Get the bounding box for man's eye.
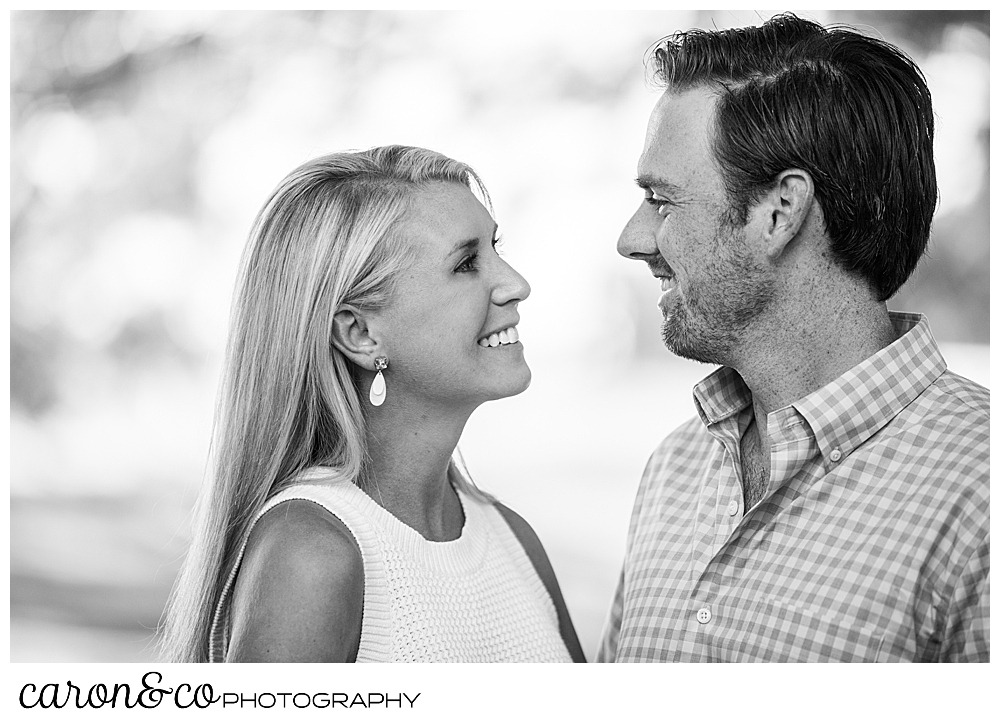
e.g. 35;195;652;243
644;192;672;216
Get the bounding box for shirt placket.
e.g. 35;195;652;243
688;408;815;659
686;413;747;657
692;415;746;573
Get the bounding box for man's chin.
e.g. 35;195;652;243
661;320;719;366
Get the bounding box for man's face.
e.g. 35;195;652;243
617;87;775;365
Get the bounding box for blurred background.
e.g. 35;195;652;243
9;10;990;662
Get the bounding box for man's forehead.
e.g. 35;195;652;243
646;87;718;143
638;87;719;183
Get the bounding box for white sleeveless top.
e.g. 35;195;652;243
210;468;571;662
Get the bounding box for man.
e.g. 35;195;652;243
599;14;989;662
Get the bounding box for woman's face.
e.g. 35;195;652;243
370;181;531;412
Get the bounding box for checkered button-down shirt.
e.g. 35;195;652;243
598;313;989;662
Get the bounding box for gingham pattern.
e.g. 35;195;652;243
598;313;990;662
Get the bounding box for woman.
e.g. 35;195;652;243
159;145;585;662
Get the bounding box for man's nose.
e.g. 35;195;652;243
617;206;660;260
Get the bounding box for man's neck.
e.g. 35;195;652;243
734;297;898;419
732;299;896;511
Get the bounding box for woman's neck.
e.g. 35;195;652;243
362;402;473;541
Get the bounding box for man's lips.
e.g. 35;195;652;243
649;263;674;281
649;261;676;304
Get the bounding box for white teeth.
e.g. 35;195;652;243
660;277;675;293
479;325;520;348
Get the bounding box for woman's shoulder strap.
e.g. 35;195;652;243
492;501;587;662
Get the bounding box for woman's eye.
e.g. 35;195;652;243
492;234;505;254
455;253;478;272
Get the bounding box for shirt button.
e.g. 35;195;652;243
830;449;842;462
696;607;712;624
727;499;739;516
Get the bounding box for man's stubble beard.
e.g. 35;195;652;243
660;220;775;365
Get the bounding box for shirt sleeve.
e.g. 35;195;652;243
940;533;990;662
595;566;625;662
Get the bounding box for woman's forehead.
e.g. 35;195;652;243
400;183;494;253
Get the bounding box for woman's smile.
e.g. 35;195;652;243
477;324;520;348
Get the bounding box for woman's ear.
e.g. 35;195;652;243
331;305;381;370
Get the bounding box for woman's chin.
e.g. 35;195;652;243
475;365;531;403
495;366;532;400
509;368;532;397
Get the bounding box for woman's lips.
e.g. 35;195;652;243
477;325;520;348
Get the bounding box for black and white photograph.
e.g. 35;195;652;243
8;6;990;715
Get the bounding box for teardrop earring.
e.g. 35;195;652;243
369;356;388;406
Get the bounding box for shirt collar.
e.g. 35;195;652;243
691;312;946;461
693;366;752;427
791;312;946;464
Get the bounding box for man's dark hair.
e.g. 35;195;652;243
650;13;937;301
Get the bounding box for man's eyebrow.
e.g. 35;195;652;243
635;175;682;195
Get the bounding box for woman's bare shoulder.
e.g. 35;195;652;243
227;497;364;662
248;497;361;566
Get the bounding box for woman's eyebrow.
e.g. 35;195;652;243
447;222;498;258
447;237;479;259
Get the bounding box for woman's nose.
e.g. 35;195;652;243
493;258;530;305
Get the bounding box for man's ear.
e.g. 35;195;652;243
331;305;381;370
759;169;815;260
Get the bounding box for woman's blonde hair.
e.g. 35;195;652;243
159;145;494;662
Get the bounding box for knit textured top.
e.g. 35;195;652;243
210;467;572;662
